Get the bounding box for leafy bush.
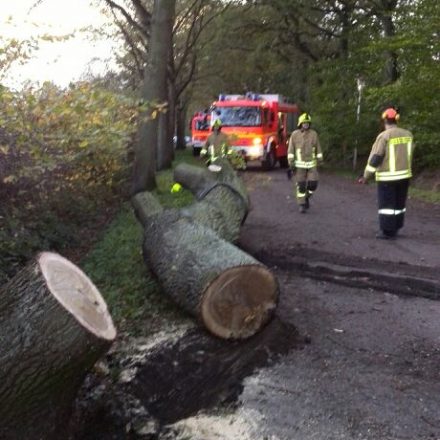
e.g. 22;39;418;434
0;81;139;281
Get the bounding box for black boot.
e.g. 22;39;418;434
375;230;396;240
305;196;310;209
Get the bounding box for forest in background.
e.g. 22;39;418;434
1;0;439;281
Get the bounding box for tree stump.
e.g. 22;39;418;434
132;159;278;339
0;252;116;440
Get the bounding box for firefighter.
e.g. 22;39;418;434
358;108;414;240
200;118;229;163
287;113;323;213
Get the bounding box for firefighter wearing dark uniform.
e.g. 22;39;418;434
287;113;323;213
360;108;414;239
201;118;229;163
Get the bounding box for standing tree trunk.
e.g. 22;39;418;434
157;111;172;171
175;100;188;150
0;252;116;440
158;28;177;169
167;80;177;162
156;0;176;172
132;0;176;193
369;0;399;83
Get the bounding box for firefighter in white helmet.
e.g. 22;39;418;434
200;118;229;163
287;113;323;213
358;107;414;239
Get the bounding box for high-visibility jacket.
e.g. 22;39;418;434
203;131;229;160
287;128;323;169
364;126;414;182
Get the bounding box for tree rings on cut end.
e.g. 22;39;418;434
200;264;278;339
39;252;116;341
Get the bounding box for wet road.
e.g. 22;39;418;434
163;169;440;440
234;169;440;440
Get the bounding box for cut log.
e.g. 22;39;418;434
172;159;249;243
132;159;279;340
0;252;116;440
142;205;278;339
173;158;249;209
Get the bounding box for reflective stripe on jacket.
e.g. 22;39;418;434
205;132;229;160
287;128;322;169
364;127;414;182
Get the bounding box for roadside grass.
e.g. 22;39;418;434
408;187;440;204
81;149;202;336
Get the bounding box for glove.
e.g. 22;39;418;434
357;176;367;185
287;168;294;180
171;182;183;193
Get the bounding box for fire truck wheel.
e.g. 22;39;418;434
262;149;276;170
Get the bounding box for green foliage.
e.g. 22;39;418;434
0;81;140;282
188;0;440;174
409;187;440;204
226;149;247;170
155;149;200;208
0;81;138;190
189;3;304;112
0;36;38;81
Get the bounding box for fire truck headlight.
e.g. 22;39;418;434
253;137;263;146
249;145;263;156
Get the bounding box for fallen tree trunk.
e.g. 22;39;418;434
173;159;250;243
0;252;116;440
173;159;249;208
132;159;278;339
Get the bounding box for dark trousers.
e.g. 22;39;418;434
377;179;410;236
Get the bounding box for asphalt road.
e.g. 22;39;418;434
240;168;440;268
232;168;440;440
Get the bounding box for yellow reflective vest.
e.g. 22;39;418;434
364;126;414;182
287;128;323;169
204;131;229;159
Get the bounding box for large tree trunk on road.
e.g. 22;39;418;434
174;159;250;242
0;252;116;440
132;159;278;339
174;158;249;206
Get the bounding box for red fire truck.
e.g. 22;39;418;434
210;93;299;169
190;111;210;156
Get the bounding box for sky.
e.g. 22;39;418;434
0;0;119;89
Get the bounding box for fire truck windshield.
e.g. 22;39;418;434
194;119;209;130
216;106;261;127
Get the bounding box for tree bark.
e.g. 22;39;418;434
132;0;176;193
173;160;250;243
175;101;188;150
132;159;278;339
155;0;175;172
0;252;116;440
368;0;399;83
